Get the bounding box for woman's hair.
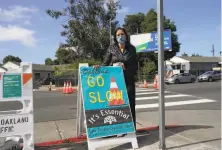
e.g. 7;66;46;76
113;27;131;45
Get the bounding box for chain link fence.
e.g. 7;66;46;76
54;69;79;87
135;73;155;83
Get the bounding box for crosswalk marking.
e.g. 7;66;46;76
136;91;170;95
135;88;217;110
136;94;190;100
136;89;156;92
136;99;216;109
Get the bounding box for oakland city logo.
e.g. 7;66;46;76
104;116;117;124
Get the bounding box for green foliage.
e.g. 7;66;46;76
53;59;60;65
123;12;145;35
191;53;201;57
45;58;54;65
53;59;101;77
46;0;120;60
55;48;76;64
3;55;22;64
182;52;188;57
141;61;156;75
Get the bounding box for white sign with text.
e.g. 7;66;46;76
0;62;34;150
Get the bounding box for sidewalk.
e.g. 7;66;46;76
34;110;221;150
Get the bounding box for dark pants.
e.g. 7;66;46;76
127;83;136;130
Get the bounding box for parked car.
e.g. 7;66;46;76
198;71;221;82
165;73;196;84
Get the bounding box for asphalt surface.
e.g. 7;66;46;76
0;81;221;123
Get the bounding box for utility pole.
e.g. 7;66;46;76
157;0;166;149
211;45;215;57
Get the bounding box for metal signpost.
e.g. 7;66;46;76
157;0;166;149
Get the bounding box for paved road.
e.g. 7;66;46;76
0;81;221;123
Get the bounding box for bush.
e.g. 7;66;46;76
53;59;102;77
141;61;157;80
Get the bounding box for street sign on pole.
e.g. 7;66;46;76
157;0;166;149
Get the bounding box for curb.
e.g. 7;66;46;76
34;125;180;147
33;88;78;93
136;84;154;88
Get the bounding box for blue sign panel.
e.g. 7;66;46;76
80;66;135;139
131;29;172;53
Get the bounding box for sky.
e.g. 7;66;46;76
0;0;221;64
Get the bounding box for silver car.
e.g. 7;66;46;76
165;73;196;84
198;71;221;82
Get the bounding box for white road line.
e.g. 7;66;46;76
135;99;216;109
136;91;170;95
136;89;157;92
136;94;190;100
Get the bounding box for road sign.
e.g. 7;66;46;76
3;74;22;98
79;66;138;150
0;62;34;150
130;29;172;53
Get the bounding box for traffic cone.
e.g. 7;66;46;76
153;75;158;89
143;79;148;88
68;81;73;93
63;81;67;93
108;77;125;106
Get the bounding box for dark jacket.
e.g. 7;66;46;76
102;43;138;85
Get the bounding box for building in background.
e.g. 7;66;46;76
166;56;221;76
1;61;54;89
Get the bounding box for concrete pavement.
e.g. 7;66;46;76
0;81;220;123
33;110;221;149
0;81;221;149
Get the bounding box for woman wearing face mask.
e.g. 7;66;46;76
94;27;138;135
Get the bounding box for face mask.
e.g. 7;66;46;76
116;35;126;44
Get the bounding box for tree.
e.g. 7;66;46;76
45;58;54;65
3;55;22;64
53;59;60;65
123;12;145;35
191;53;201;57
141;8;181;60
55;48;76;64
46;0;120;60
182;52;188;57
141;61;156;80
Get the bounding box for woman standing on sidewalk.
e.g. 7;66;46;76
94;27;138;132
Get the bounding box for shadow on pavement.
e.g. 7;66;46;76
35;125;214;150
167;138;221;150
108;125;214;150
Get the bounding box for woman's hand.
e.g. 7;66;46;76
93;65;100;69
113;62;125;70
121;64;126;70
